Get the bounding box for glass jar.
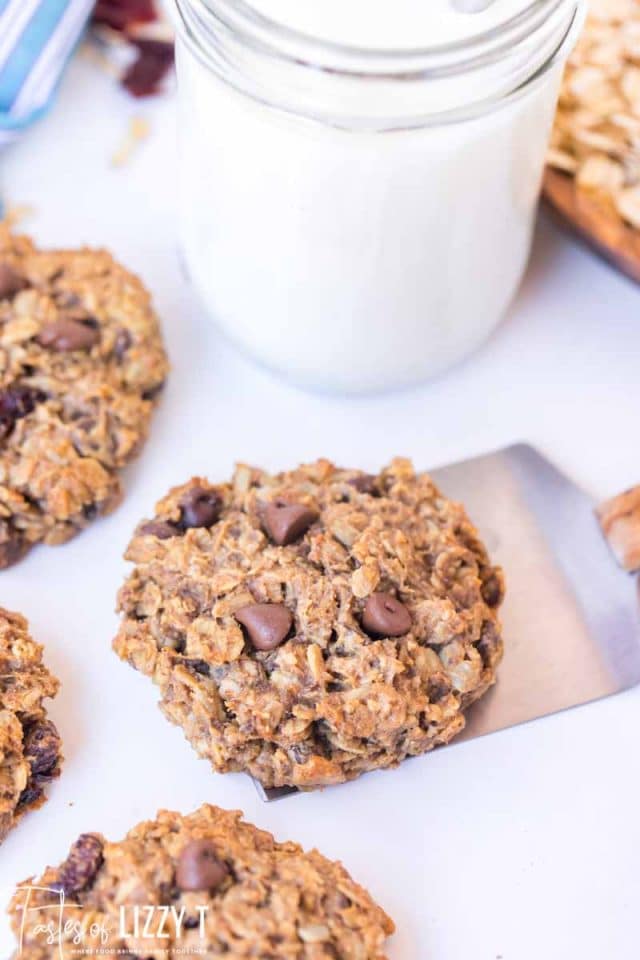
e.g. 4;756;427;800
172;0;584;393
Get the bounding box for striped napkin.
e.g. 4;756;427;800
0;0;94;147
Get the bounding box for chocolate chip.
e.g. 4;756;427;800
179;488;221;530
235;603;293;651
263;502;318;546
142;381;165;401
82;502;99;521
176;840;228;892
0;262;27;300
348;474;379;495
55;834;104;896
0;385;46;440
361;592;411;638
37;318;100;352
427;674;452;702
139;519;178;539
184;658;211;676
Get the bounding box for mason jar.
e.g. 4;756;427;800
172;0;584;393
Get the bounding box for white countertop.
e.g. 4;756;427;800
1;54;638;960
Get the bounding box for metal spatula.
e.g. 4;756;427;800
255;444;640;801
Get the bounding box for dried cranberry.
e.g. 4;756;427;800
16;785;43;810
23;719;62;778
0;385;45;440
92;0;157;31
122;38;174;98
16;720;62;810
0;521;27;569
481;572;503;608
55;834;104;896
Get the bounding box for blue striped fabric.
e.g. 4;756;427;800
0;0;94;146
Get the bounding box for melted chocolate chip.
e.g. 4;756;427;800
184;658;211;676
263;501;318;546
0;385;46;440
235;603;293;652
37;319;100;352
179;488;221;530
139;519;178;539
0;262;28;300
348;474;379;496
55;834;104;896
361;592;412;638
176;840;228;892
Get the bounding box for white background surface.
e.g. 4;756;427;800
1;53;639;959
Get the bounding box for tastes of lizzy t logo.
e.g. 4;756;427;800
15;885;209;958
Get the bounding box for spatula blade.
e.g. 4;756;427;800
256;444;640;800
436;443;640;742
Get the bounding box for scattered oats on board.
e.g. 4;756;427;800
544;0;640;280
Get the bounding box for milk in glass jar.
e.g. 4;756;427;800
172;0;584;392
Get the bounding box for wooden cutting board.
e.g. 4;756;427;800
543;167;640;285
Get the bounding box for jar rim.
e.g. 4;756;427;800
173;0;584;128
187;0;567;70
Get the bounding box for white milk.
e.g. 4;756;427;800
174;0;584;392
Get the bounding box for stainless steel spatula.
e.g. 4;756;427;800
256;444;640;801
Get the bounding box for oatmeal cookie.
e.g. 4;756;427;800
0;607;62;843
0;223;168;568
9;803;394;959
114;458;504;789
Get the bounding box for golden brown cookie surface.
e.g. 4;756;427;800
0;224;168;568
9;804;394;959
0;607;62;843
114;458;504;789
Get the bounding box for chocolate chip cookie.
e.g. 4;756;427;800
0;223;168;568
114;458;504;789
9;803;394;958
0;607;62;843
